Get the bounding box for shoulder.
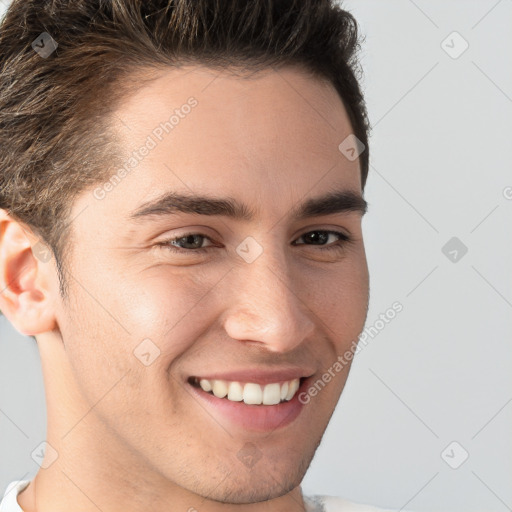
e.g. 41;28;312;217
304;494;403;512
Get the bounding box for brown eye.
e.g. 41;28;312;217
293;230;351;251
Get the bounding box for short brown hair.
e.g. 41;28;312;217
0;0;370;304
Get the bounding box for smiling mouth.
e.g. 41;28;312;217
188;376;306;406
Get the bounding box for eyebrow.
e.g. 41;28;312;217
128;189;368;223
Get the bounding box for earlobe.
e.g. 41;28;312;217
0;209;57;336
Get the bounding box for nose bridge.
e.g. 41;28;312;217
221;244;315;350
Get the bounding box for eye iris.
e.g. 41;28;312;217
178;234;203;249
305;231;329;244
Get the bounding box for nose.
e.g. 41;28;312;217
221;252;316;353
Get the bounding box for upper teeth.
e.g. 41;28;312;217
196;378;301;405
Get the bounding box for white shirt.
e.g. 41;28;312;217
1;480;397;512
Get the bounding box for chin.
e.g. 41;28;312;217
205;472;300;505
191;445;315;505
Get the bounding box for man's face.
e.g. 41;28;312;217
47;66;369;503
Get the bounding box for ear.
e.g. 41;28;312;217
0;209;58;336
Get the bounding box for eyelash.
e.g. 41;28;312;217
156;230;352;254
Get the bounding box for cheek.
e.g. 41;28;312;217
101;268;223;366
58;269;208;427
306;257;369;336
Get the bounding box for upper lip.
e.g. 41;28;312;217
188;368;315;386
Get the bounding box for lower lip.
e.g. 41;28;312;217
187;378;311;432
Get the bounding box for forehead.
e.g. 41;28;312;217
72;65;362;230
116;64;349;132
113;64;357;168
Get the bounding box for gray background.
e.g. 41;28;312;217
1;1;511;511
